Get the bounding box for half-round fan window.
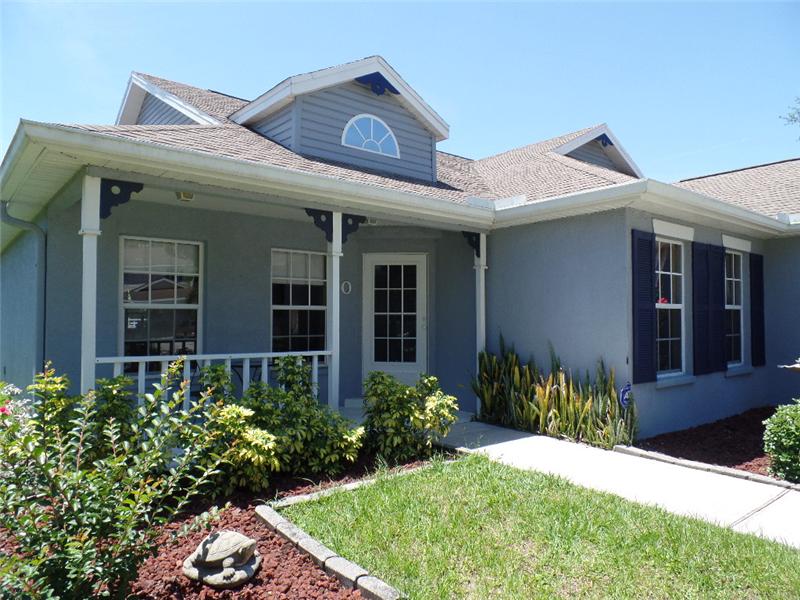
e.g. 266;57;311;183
341;114;400;158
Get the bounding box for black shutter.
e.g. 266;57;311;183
750;253;765;367
708;245;726;372
632;230;656;383
693;242;726;374
692;243;711;375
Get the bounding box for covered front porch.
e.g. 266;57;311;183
64;170;489;412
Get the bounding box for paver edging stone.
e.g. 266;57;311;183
254;504;405;599
614;444;800;491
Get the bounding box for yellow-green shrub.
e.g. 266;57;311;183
363;372;458;462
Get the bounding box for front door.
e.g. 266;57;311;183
362;253;427;385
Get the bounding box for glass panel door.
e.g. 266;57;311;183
363;254;427;385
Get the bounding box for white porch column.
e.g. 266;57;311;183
327;212;342;409
474;233;487;411
79;175;102;392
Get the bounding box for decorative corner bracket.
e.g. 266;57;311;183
597;133;614;148
462;231;481;258
305;208;333;242
306;209;366;244
342;214;367;244
100;179;143;219
354;72;400;96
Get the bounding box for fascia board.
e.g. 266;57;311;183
19;121;491;230
127;74;219;125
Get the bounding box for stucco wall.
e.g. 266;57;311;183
764;236;800;405
625;209;771;437
486;209;632;388
0;227;41;388
43;196;477;409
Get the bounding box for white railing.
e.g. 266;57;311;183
95;351;332;408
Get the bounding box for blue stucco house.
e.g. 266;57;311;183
1;56;798;437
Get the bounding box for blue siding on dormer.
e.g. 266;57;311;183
252;104;295;148
251;82;437;182
136;93;195;125
293;82;436;182
567;140;618;171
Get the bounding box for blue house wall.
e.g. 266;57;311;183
37;193;476;407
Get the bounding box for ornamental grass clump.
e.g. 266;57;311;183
471;338;637;448
0;361;226;599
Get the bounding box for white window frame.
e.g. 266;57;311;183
724;249;744;367
341;113;401;159
655;237;686;377
270;248;328;356
118;235;204;357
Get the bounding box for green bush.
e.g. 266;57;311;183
763;399;800;482
363;372;458;463
471;338;637;449
0;362;226;599
200;357;363;492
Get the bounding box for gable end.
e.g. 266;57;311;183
136;93;195;125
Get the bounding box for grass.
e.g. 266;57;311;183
283;454;800;599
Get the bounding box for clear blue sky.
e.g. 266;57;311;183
2;2;798;182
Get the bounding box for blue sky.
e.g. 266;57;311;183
2;2;798;182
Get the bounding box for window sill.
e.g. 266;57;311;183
656;374;696;389
725;365;753;378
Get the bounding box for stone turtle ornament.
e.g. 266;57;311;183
182;530;262;589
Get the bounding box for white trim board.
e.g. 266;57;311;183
116;73;219;126
722;234;752;253
653;219;694;241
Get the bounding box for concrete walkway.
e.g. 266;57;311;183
441;419;800;550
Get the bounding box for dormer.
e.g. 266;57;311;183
233;57;448;182
553;124;642;178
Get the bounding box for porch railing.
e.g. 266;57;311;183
95;351;331;408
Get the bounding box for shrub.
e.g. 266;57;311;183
471;338;637;449
363;372;458;463
763;399;800;482
200;357;363;492
0;361;226;599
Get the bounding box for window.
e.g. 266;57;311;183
725;250;743;365
655;239;684;374
271;250;326;352
121;237;201;364
341;114;400;158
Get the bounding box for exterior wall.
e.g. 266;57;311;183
625;209;771;437
764;236;800;405
253;104;295;148
42;195;476;409
0;228;41;387
566;140;618;172
486;209;631;391
136;93;195;125
294;82;437;182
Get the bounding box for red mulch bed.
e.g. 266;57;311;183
131;504;360;599
638;406;777;477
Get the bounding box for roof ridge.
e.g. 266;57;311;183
679;158;800;182
475;125;603;164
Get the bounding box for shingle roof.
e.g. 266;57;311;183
59;73;640;205
134;73;249;121
675;159;800;218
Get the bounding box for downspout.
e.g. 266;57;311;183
1;201;46;375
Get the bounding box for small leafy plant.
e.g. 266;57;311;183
200;357;363;492
763;399;800;482
0;362;226;599
363;372;458;463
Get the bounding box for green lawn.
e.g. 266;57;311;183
283;454;800;599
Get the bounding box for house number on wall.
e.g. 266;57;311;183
341;281;352;295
